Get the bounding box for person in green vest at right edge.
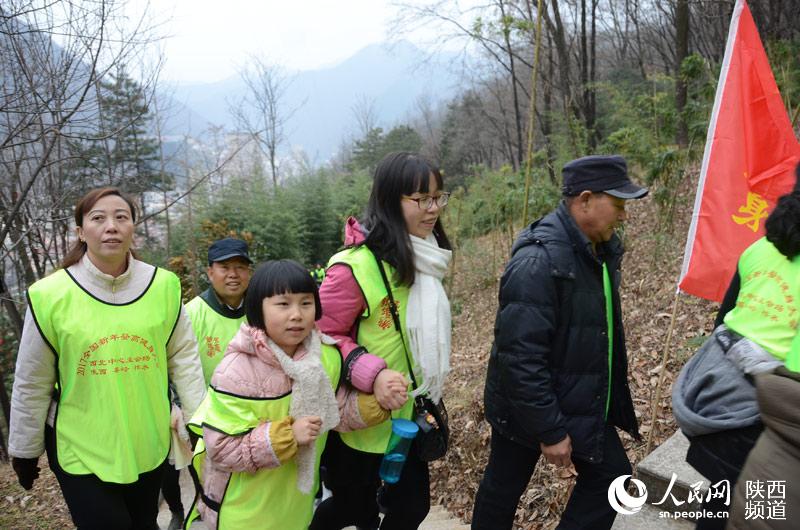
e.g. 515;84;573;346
186;237;253;384
729;194;800;530
674;184;800;530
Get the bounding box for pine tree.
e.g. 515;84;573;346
72;67;173;239
96;67;163;194
350;125;423;172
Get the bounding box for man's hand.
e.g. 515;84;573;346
540;435;573;468
292;416;322;446
373;369;408;410
11;457;40;490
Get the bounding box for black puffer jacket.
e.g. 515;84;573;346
483;202;640;463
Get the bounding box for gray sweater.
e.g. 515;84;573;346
672;325;782;437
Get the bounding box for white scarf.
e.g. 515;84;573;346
406;234;452;404
268;330;340;494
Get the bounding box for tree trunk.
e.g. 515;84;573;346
140;192;150;241
184;148;199;296
0;275;23;337
675;0;690;147
498;0;525;170
545;0;583;155
163;189;171;258
580;0;589;147
544;33;557;184
1;269;23;459
269;145;278;189
588;0;598;148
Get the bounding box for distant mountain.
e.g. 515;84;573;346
165;41;463;161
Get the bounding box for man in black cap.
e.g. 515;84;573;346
186;237;253;384
472;155;646;529
159;238;252;529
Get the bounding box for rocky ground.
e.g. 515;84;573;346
0;170;718;529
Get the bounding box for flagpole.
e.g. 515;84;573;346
644;289;681;456
521;0;545;227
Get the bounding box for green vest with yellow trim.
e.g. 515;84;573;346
27;267;180;483
185;343;342;530
327;245;419;454
724;237;800;360
185;296;245;384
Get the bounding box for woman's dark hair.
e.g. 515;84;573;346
765;189;800;259
361;152;451;286
61;187;138;269
245;259;323;330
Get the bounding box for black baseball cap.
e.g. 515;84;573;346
562;155;648;199
208;238;252;265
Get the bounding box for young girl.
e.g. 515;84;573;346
185;260;389;530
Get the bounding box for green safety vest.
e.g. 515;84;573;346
328;245;419;454
185;296;246;384
724;237;800;360
185;343;342;530
27;267;180;483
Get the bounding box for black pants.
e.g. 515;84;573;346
686;424;763;530
309;431;431;530
472;425;631;530
45;426;164;530
161;462;184;515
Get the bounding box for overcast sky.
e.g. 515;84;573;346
130;0;410;85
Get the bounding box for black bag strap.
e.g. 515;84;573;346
370;249;420;392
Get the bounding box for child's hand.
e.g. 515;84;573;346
374;369;408;410
292;416;322;446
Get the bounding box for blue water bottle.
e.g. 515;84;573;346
379;419;419;484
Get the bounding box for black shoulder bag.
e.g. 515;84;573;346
372;251;449;462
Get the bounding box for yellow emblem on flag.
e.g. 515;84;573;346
732;192;769;232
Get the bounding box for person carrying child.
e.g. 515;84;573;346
185;259;389;529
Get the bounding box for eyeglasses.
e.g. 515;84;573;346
402;192;450;210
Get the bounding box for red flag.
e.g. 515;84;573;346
679;0;800;302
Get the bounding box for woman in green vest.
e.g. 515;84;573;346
8;187;206;529
185;260;389;529
310;152;453;530
674;186;800;529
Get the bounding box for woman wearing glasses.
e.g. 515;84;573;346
310;152;453;530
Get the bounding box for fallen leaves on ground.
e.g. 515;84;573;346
0;455;71;529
